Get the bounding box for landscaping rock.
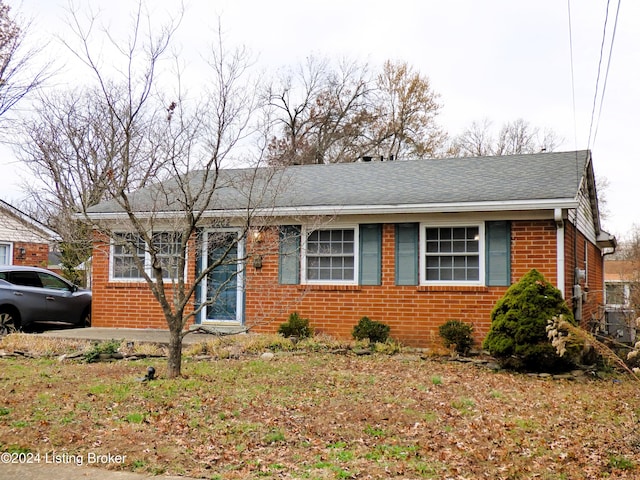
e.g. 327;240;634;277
260;352;275;361
352;348;372;356
485;362;502;371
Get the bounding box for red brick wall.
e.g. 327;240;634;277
12;242;49;267
247;220;559;348
564;224;605;326
90;219;606;347
90;232;196;329
511;221;557;281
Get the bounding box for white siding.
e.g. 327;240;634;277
0;210;51;243
574;182;597;243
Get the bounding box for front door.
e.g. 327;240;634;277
201;231;243;323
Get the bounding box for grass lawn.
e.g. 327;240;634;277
0;338;639;479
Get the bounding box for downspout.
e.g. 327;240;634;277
555;208;565;298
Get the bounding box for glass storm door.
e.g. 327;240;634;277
203;231;243;323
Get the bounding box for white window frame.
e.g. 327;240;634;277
301;225;359;285
0;242;12;265
420;222;485;286
109;231;185;282
605;281;630;308
199;228;245;324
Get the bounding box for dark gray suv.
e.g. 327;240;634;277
0;266;91;335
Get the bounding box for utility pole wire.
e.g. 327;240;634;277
593;0;622;147
587;0;621;150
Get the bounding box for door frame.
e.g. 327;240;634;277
198;228;245;324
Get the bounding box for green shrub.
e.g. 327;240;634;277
83;339;121;363
352;317;390;343
438;320;474;355
483;269;576;372
277;312;313;339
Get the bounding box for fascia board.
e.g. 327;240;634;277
85;198;579;222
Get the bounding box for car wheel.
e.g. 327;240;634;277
0;308;20;336
82;307;91;328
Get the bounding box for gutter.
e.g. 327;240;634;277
85;198;580;221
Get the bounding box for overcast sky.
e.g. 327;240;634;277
3;0;638;239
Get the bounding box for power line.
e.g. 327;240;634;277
587;0;622;150
567;0;580;189
593;0;622;146
567;0;578;153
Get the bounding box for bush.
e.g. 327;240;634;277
439;320;474;355
352;316;390;343
483;269;577;372
277;312;313;339
83;339;121;363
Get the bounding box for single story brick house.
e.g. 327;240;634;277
0;199;57;267
86;150;615;347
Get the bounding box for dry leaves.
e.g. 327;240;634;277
0;354;639;479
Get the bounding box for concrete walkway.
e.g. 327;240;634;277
0;463;199;480
40;326;243;346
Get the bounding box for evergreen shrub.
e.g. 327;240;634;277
352;316;390;343
439;320;474;355
483;269;577;371
278;312;313;339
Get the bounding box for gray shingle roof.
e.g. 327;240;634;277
87;150;591;215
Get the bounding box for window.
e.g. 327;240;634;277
424;225;481;283
38;272;71;290
152;232;183;279
304;228;356;283
111;232;182;281
0;243;11;265
605;282;628;306
112;233;145;279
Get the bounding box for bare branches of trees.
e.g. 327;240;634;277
448;118;563;157
0;1;51;123
17;2;270;378
266;56;371;165
266;57;445;165
367;60;445;160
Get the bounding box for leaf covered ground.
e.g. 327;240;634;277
1;351;639;479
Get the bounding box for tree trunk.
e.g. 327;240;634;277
166;324;183;378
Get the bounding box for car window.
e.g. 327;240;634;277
9;271;43;288
0;272;7;281
38;272;70;291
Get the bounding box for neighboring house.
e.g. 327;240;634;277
604;259;635;308
87;150;615;347
603;259;637;343
0;200;57;267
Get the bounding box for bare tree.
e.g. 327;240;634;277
366;60;446;160
266;58;446;164
0;1;51;122
449;118;563;157
18;2;281;378
446;118;494;157
266;55;371;165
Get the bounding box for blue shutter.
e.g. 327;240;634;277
395;223;418;285
279;226;300;284
485;221;511;286
359;224;382;285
